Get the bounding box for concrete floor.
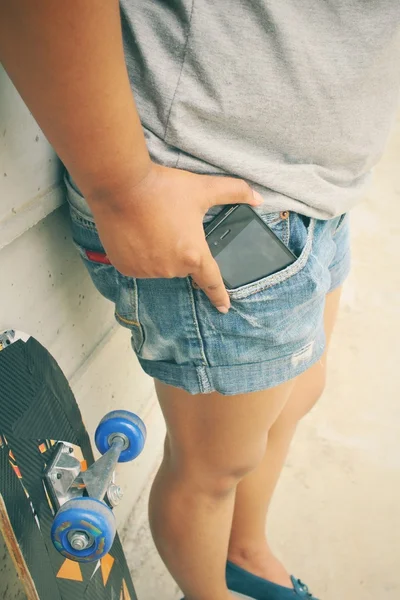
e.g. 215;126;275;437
121;118;400;600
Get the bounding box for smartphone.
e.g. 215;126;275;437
204;204;296;289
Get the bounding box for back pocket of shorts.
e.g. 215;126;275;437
77;246;145;354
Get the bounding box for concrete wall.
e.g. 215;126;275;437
0;65;163;526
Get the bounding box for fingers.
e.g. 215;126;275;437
202;176;264;209
191;247;231;314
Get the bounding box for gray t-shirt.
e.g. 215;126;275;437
120;1;400;219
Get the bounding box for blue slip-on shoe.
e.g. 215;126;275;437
226;560;320;599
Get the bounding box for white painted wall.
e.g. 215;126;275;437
0;66;163;526
0;65;64;251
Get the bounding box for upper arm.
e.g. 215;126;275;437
0;0;149;196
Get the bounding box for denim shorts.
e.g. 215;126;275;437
65;176;351;396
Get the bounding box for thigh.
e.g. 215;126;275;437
155;379;295;476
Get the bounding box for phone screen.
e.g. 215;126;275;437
207;206;296;289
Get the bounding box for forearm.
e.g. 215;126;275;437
0;0;151;200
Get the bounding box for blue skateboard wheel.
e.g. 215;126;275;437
95;410;146;463
51;497;116;562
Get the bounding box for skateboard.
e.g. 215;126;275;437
0;329;146;600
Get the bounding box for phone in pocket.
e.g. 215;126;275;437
204;204;296;289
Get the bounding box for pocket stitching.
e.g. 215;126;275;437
186;277;209;367
72;215;97;230
70;206;97;230
124;277;145;355
281;214;290;247
65;175;96;228
258;213;290;246
227;218;315;300
115;312;141;328
113;275;145;355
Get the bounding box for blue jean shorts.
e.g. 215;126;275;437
65;176;351;396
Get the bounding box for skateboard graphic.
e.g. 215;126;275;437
0;330;146;600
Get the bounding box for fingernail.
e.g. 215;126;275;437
217;306;230;314
252;190;264;204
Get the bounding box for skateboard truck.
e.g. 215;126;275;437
47;410;146;562
81;433;129;507
46;433;128;510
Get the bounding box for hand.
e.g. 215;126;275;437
88;163;263;313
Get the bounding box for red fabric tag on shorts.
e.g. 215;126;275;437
85;250;112;265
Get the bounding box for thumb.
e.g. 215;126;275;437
203;175;264;209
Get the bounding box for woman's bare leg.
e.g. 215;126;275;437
149;379;296;600
228;287;342;587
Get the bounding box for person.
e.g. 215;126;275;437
1;2;399;599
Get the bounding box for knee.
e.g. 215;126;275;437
164;439;265;499
207;453;264;497
195;456;263;498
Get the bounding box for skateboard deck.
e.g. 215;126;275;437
0;330;138;600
